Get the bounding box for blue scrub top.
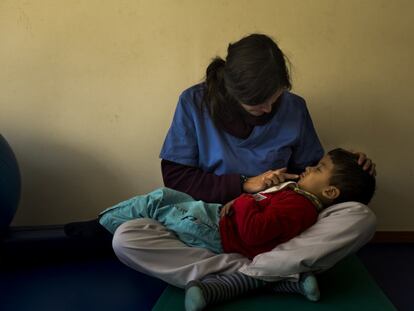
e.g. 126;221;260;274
160;84;323;177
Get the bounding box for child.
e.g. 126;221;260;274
65;148;375;308
183;148;376;310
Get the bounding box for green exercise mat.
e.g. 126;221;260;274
152;255;396;311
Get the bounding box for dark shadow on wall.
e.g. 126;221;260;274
11;135;134;226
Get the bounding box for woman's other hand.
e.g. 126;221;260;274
242;168;299;193
352;151;377;176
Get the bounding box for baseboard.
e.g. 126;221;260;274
371;231;414;243
3;227;414;243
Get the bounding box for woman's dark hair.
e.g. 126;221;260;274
204;34;291;126
327;148;376;205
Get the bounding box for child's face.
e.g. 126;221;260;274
297;155;335;198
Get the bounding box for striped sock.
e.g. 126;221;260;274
270;272;320;302
184;272;320;310
185;272;265;310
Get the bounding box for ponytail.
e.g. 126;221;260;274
206;57;225;83
203;57;241;126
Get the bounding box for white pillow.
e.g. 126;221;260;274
239;202;377;282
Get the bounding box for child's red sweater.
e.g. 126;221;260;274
219;189;318;259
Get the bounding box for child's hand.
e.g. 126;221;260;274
263;168;299;187
220;199;235;217
242;168;299;193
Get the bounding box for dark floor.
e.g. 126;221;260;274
357;243;413;311
0;256;167;311
0;227;411;311
0;226;168;311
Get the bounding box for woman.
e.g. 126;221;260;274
160;33;325;204
111;34;376;295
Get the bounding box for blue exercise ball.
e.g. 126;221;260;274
0;135;21;231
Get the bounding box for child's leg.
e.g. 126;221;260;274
65;187;196;238
99;187;196;234
154;199;223;253
67;187;223;254
185;271;319;311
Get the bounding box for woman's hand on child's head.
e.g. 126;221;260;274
352;151;377;176
242;168;299;193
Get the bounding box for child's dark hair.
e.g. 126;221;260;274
327;148;376;205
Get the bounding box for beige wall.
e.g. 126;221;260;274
1;0;413;230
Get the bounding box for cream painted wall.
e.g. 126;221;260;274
1;0;413;230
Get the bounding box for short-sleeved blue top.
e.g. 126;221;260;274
160;84;323;177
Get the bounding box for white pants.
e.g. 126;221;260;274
112;218;249;288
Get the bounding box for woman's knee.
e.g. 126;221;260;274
112;219;147;255
112;218;166;255
112;220;132;255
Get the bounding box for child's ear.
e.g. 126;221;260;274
322;186;340;200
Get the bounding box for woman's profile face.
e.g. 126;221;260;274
240;89;285;116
